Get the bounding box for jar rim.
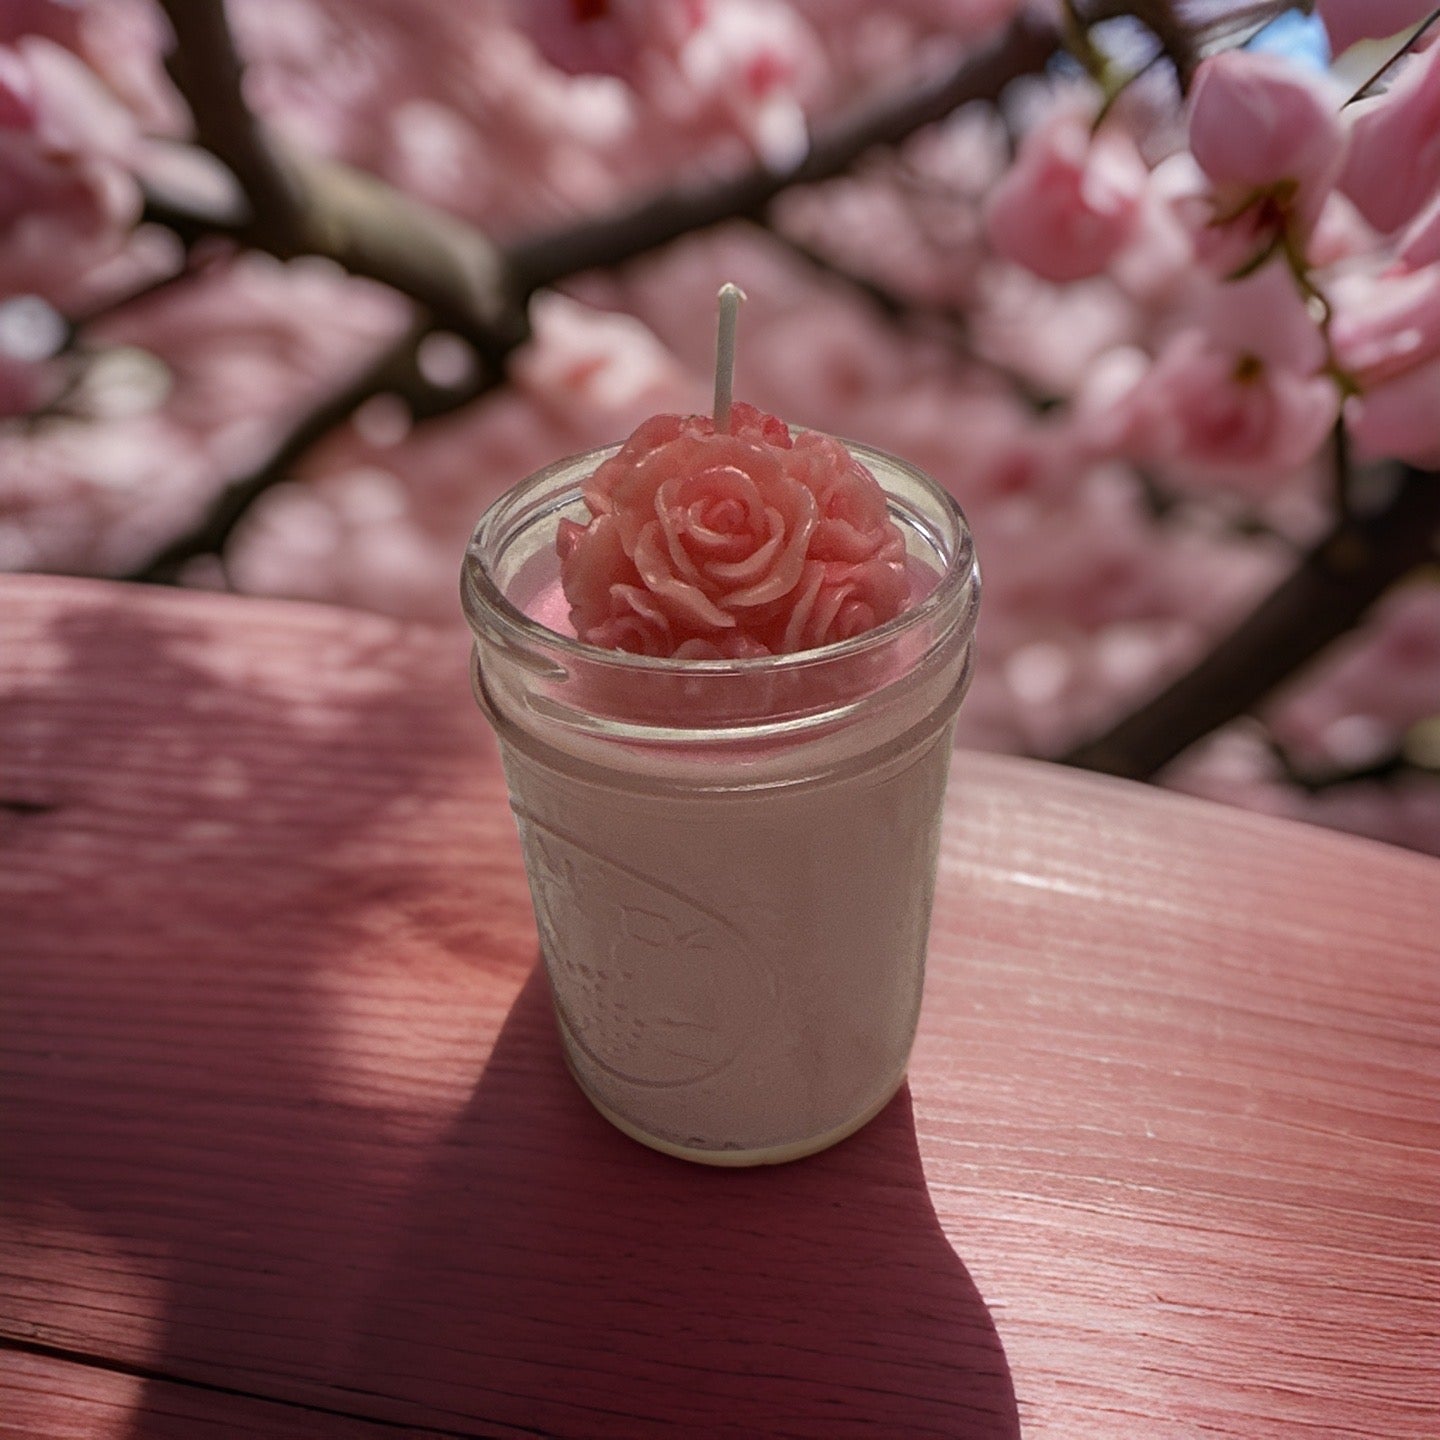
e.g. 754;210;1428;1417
461;434;979;676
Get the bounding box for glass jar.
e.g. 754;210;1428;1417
461;439;979;1165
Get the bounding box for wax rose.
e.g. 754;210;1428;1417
1341;41;1440;234
1187;49;1346;267
558;405;910;655
777;552;912;651
984;107;1149;283
1317;0;1436;55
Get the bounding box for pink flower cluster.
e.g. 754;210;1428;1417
0;33;143;303
2;0;1438;855
982;32;1440;478
556;403;910;656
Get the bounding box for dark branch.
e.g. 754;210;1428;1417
151;0;521;352
1344;6;1440;106
511;12;1058;292
156;0;301;248
147;10;1057;332
762;224;969;334
1266;739;1424;795
290;155;525;355
121;318;501;584
1079;0;1201;87
125;7;1061;576
1059;466;1440;780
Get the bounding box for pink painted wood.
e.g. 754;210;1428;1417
2;575;1437;1439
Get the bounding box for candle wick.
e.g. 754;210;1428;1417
713;282;746;433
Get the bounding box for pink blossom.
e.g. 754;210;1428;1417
511;293;701;445
1345;358;1440;465
1317;0;1437;55
90;252;405;435
1398;191;1440;269
1082;266;1337;494
1332;264;1440;389
1202;262;1329;374
0;0;180;132
1341;40;1440;233
1307;191;1383;267
1187;49;1347;267
665;0;827;170
971;266;1140;397
0;36;143;302
984;107;1149;283
515;0;826;169
1125;336;1337;492
0;412;212;574
1110;315;1338;496
1331;262;1440;463
1148;151;1261;276
1268;583;1440;769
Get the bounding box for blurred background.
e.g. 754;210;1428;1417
3;0;1438;852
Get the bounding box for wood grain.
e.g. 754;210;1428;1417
2;575;1436;1439
0;1346;444;1439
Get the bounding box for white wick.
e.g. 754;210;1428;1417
713;282;746;433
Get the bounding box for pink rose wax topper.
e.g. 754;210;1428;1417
556;286;911;659
461;285;980;1165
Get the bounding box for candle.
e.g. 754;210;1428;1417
461;287;980;1164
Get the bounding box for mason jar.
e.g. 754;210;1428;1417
461;438;979;1165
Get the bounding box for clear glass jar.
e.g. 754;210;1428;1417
461;439;979;1165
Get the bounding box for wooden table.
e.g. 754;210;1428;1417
2;575;1436;1440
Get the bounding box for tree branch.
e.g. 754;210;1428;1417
148;8;1058;339
510;12;1059;292
156;0;301;249
124;4;1060;578
123;318;501;584
1265;737;1432;795
152;0;522;353
1059;466;1440;780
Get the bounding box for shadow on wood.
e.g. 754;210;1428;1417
345;964;1020;1439
1;584;1013;1439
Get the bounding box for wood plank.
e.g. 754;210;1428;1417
0;1344;484;1439
2;575;1437;1439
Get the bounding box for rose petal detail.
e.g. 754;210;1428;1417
633;519;736;630
557;408;913;655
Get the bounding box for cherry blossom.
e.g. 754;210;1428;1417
984;105;1149;283
1186;48;1347;269
1091;267;1338;495
0;35;144;302
2;1;1438;856
1341;39;1440;235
